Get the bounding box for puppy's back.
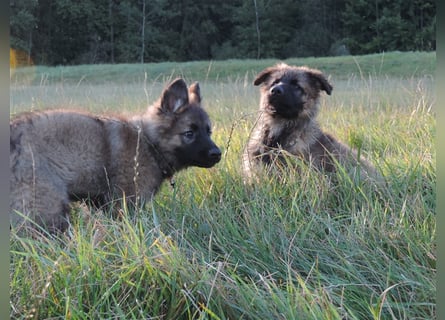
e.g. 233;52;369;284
10;110;116;196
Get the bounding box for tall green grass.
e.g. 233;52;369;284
10;52;435;319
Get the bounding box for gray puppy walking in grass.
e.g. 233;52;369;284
243;63;382;184
10;78;221;234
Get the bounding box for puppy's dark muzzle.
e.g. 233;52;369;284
267;83;302;118
208;146;222;164
268;84;288;107
198;145;221;168
265;84;283;114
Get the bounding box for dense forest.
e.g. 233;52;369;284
10;0;436;66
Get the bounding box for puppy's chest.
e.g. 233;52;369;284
262;126;310;154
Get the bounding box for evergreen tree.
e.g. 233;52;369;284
10;0;38;64
342;0;435;54
10;0;436;65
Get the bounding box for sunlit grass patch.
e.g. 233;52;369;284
10;52;435;319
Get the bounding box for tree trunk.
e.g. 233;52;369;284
141;0;146;63
109;0;115;63
253;0;261;59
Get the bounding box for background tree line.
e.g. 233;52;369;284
10;0;435;66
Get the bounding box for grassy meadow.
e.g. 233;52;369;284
10;51;435;319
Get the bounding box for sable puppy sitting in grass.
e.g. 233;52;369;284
243;63;382;184
10;78;221;234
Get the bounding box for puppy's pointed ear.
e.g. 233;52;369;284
254;66;278;86
160;78;189;113
254;63;287;86
188;82;201;104
308;69;333;95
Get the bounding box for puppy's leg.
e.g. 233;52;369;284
11;176;71;235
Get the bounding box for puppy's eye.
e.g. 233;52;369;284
290;80;303;92
207;126;212;135
183;131;195;139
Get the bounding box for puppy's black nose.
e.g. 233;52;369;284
270;84;284;95
208;147;222;162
